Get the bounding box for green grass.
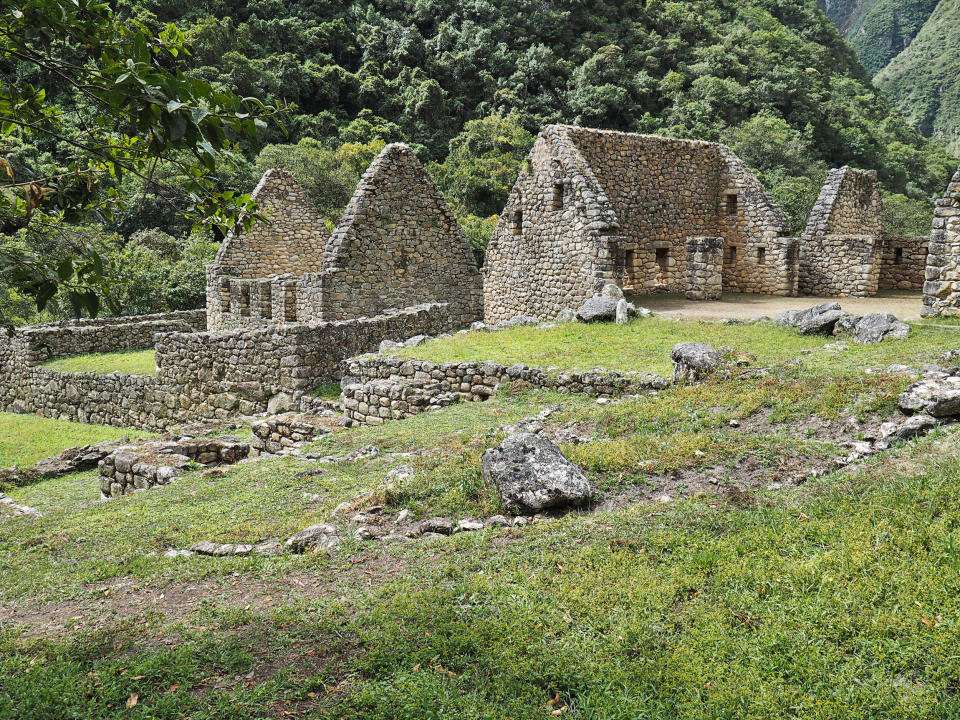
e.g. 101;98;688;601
5;319;960;718
43;348;157;376
0;412;151;468
392;317;958;377
309;382;343;401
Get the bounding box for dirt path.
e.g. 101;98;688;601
633;291;925;320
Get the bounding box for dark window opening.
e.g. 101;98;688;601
552;183;564;210
239;284;250;316
513;210;523;235
757;247;766;265
261;283;272;318
725;193;738;216
728;246;738;263
894;247;904;265
656;247;669;273
284;285;297;322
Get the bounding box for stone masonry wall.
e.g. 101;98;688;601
0;304;451;429
798;235;883;297
922;167;960;316
340;355;669;425
878;234;928;291
800;167;885;296
18;310;206;363
304;143;482;329
685;237;723;300
482;125;794;324
206;169;330;330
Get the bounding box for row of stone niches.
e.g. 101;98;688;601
220;276;298;322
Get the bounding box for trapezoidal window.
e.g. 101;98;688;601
512;209;523;235
757;247;766;265
239;283;250;316
552;182;564;210
894;247;904;265
724;193;738;216
728;246;738;263
655;248;669;273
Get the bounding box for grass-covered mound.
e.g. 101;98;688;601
0;413;150;468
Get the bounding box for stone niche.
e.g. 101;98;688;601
482;124;795;324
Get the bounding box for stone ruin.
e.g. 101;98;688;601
800;166;927;297
483;125;798;323
922;165;960;316
207;143;482;331
483;126;932;323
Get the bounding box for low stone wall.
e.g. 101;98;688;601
798;235;882;297
685;236;723;300
20;310;206;363
98;436;249;498
250;413;329;455
340;356;669;425
1;304;452;430
878;235;928;291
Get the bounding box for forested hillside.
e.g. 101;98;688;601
3;0;957;324
874;0;960;155
820;0;938;73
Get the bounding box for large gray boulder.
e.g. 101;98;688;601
797;309;849;336
600;283;625;300
285;523;338;553
898;376;960;417
555;308;578;323
773;309;803;327
671;342;722;382
576;296;619;322
853;313;911;344
482;433;593;514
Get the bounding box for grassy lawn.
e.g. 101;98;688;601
393;316;959;377
43;348;157;376
0;412;152;468
4;319;960;718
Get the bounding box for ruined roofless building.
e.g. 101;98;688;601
482;124;798;324
206;143;483;330
922;165;960;316
799;166;928;297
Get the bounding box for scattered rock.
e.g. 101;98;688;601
576;296;619;322
403;334;428;348
499;315;540;328
396;508;412;523
852;313;911;344
484;514;511;528
670;342;722;383
898;376;960;418
408;516;454;537
0;493;42;518
379;339;401;353
797;309;848;335
354;526;377;541
285;523;338;552
882;414;938;442
554;308;578;323
267;392;295;414
615;298;631;325
481;432;594;515
454;518;485;533
600;283;625;300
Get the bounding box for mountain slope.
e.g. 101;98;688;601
874;0;960;153
821;0;938;72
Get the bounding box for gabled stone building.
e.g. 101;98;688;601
482;125;798;323
922;166;960;316
206;143;483;331
799;166;927;297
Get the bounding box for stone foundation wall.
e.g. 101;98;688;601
798;235;882;297
340;355;669;426
250;413;329;455
0;304;452;430
18;310;206;363
878;234;928;291
923;167;960;316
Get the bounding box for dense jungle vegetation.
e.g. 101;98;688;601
2;0;958;325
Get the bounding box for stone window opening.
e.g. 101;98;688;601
894;247;904;265
728;246;738;263
757;247;766;265
239;284;251;317
284;285;297;322
724;193;738;216
655;247;669;273
552;182;565;211
512;209;523;236
260;283;272;318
